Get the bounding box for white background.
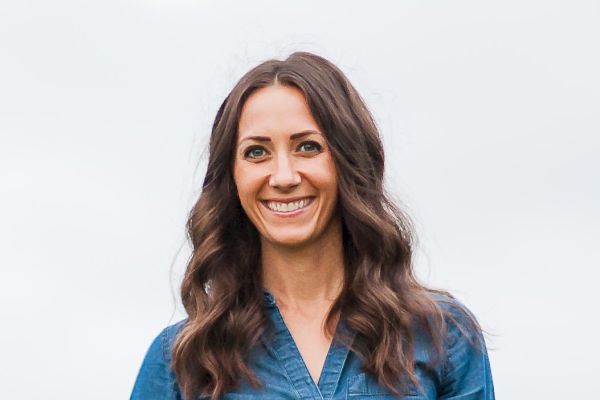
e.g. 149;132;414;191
1;1;598;398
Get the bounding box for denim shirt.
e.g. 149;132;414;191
131;292;494;399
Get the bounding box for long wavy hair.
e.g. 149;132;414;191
172;52;473;399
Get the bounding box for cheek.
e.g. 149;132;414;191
311;160;338;194
234;178;251;202
233;165;262;204
233;165;248;201
234;180;255;218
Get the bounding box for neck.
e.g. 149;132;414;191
260;219;344;312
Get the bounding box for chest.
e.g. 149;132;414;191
214;306;438;399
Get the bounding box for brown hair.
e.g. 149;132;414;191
172;52;476;399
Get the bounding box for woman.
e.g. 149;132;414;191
130;52;495;400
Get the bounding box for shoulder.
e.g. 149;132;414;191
130;319;187;400
427;293;495;399
426;292;486;358
159;319;188;360
430;292;482;343
143;319;188;364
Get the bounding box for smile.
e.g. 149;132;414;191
262;197;314;213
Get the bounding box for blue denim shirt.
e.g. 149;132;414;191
131;292;494;399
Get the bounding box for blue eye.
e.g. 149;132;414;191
244;147;266;159
298;141;322;153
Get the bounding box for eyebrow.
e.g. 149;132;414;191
237;130;322;146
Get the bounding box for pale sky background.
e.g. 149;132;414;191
1;1;598;399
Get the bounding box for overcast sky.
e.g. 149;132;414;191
1;1;598;399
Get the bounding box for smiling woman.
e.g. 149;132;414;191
130;52;495;400
235;85;340;250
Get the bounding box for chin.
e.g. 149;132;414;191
263;230;315;248
269;237;312;248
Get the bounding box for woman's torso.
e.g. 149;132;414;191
130;291;494;400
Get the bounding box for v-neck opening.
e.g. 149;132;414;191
315;336;337;387
268;302;352;400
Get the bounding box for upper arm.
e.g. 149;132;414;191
130;325;183;400
438;301;495;400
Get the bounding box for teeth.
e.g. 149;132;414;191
266;198;311;213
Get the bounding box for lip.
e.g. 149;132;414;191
260;196;315;218
261;195;315;203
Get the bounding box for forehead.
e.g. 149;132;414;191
237;85;321;142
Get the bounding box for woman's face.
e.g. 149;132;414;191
233;84;340;249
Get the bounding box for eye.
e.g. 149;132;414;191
297;141;323;153
244;146;267;159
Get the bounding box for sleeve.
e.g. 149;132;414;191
130;324;183;400
438;301;495;400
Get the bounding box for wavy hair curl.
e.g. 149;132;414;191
173;52;470;399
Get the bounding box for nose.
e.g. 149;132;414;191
269;152;301;189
